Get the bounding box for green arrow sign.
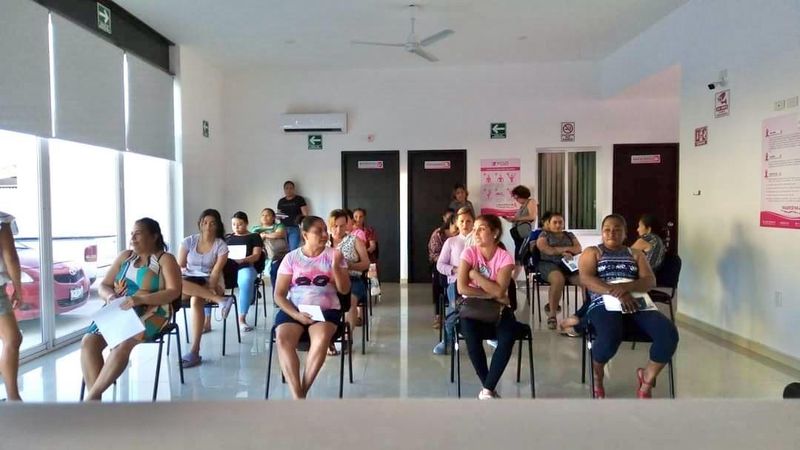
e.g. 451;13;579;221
96;3;112;34
490;122;506;139
308;135;323;150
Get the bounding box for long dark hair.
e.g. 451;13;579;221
232;211;249;224
198;208;225;239
301;215;325;232
438;211;456;234
135;217;166;252
476;214;504;245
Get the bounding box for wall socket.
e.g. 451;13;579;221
775;100;786;111
774;290;783;307
788;96;799;108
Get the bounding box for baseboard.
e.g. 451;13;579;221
677;312;800;373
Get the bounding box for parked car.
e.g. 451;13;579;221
5;241;90;321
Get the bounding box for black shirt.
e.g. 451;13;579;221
277;195;307;227
225;233;262;266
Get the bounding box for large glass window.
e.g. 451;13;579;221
0;130;43;352
49;140;118;340
123;152;172;250
538;150;597;230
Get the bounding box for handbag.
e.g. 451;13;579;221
456;296;504;324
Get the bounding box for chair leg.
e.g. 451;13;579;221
361;312;367;355
348;326;354;384
339;335;345;399
222;307;228;356
528;336;535;398
153;339;165;402
581;334;587;384
253;280;260;328
263;280;269;319
669;359;676;398
234;296;241;343
182;307;189;344
450;337;455;383
80;379;85;401
174;326;184;384
456;339;461;398
265;327;275;399
535;282;542;323
516;338;523;382
588;343;596;399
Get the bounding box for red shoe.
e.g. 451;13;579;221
593;386;605;399
636;368;653;399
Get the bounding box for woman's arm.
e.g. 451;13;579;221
208;252;228;292
177;244;188;269
132;254;182;306
428;232;442;263
350;238;370;272
470;264;513;304
300;205;310;217
630;238;651;253
241;246;262;265
436;238;456;276
331;249;351;295
0;224;22;307
456;258;486;298
98;251;131;303
263;226;287;240
566;233;583;256
536;235;561;256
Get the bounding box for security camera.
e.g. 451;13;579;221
708;70;728;90
707;82;717;90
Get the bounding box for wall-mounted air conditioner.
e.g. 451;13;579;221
281;113;347;133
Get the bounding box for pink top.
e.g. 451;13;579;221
351;229;367;242
278;247;348;310
460;246;514;290
437;234;469;284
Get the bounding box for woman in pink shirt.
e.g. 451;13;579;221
457;214;516;400
432;207;474;355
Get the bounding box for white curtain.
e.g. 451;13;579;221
126;54;175;160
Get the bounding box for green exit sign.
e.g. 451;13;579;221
96;3;111;34
490;122;506;139
308;135;323;150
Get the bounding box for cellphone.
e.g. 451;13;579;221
633;296;648;310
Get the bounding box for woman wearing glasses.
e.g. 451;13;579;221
273;216;350;399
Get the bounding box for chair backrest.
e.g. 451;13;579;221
655;253;682;289
508;279;518;311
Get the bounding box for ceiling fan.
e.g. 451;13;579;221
351;4;454;62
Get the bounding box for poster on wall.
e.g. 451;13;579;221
760;112;800;229
480;158;520;216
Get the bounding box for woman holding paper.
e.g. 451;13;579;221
535;212;582;330
81;218;182;401
578;214;678;399
226;211;264;332
274;216;350;399
0;211;23;401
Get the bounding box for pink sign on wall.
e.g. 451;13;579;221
480;158;520;216
761;113;800;229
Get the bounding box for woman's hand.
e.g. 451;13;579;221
618;292;638;313
120;296;139;310
468;269;481;281
234;259;245;265
294;311;315;325
9;285;21;309
333;248;344;267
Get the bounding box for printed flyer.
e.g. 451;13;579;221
480;158;520;216
761;113;800;229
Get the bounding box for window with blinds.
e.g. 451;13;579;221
537;150;597;230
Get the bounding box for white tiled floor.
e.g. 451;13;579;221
5;283;799;402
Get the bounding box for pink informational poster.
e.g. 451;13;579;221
761;113;800;229
480;158;520;216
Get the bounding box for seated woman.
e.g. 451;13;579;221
457;214;515;400
352;208;378;264
81;218;181;401
428;208;456;328
329;210;370;330
226;211;264;332
274;216;350;399
178;209;235;368
631;214;666;273
252;208;289;295
578;214;679;399
536;211;582;330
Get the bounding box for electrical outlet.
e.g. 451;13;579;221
775;100;786;111
787;96;799;108
774;291;783;307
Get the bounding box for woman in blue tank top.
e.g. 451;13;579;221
578;214;678;399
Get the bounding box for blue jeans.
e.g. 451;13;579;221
443;283;458;344
587;307;679;364
269;258;281;296
460;309;517;391
237;265;257;316
286;226;301;251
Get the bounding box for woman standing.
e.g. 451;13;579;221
274;216;350;399
329;210;370;329
448;183;474;216
252;208;289;295
277;180;309;251
578;214;678;398
226;211;263;332
504;185;538;268
0;211;23;401
457;214;516;399
178;209;235;368
81;218;181;400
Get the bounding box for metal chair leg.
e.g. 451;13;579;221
174;325;185;384
528;335;535;398
153;339;165;401
234;295;241;343
456;339;461;398
339;334;345;399
265;327;275;399
182;307;189;343
516;338;523;382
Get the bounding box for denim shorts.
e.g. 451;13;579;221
0;286;12;316
350;276;367;306
274;308;342;328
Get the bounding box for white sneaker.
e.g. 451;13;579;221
486;340;498;349
478;389;496;400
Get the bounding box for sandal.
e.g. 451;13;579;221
180;352;202;368
327;344;340;356
544;304;562;314
593;386;606;399
240;323;254;332
547;316;557;330
636;368;654;399
558;324;581;338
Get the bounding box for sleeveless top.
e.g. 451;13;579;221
587;244;638;311
115;252;171;340
336;234;362;277
641;233;665;272
539;230;577;263
513;200;535;235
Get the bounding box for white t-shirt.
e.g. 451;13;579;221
0;211;16;285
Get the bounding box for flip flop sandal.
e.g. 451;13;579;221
547;317;558;330
181;352;202;368
241;324;254;332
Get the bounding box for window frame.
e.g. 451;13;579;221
536;146;600;232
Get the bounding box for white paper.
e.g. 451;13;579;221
182;269;208;278
602;292;657;313
91;297;145;348
297;304;326;322
228;244;247;260
562;255;579;272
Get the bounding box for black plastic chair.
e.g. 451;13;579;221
181;291;241;356
650;253;682;322
265;309;354;399
450;280;536;398
80;314;185;402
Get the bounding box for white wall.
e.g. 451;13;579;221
219;62;678;279
176;46;227;237
602;0;800;359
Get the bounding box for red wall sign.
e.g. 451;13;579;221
631;154;662;164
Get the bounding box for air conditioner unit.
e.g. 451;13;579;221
281;113;347;133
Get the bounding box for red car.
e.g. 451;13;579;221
4;241;90;321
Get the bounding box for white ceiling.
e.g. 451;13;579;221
115;0;689;71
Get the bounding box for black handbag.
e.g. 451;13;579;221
456;297;504;324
